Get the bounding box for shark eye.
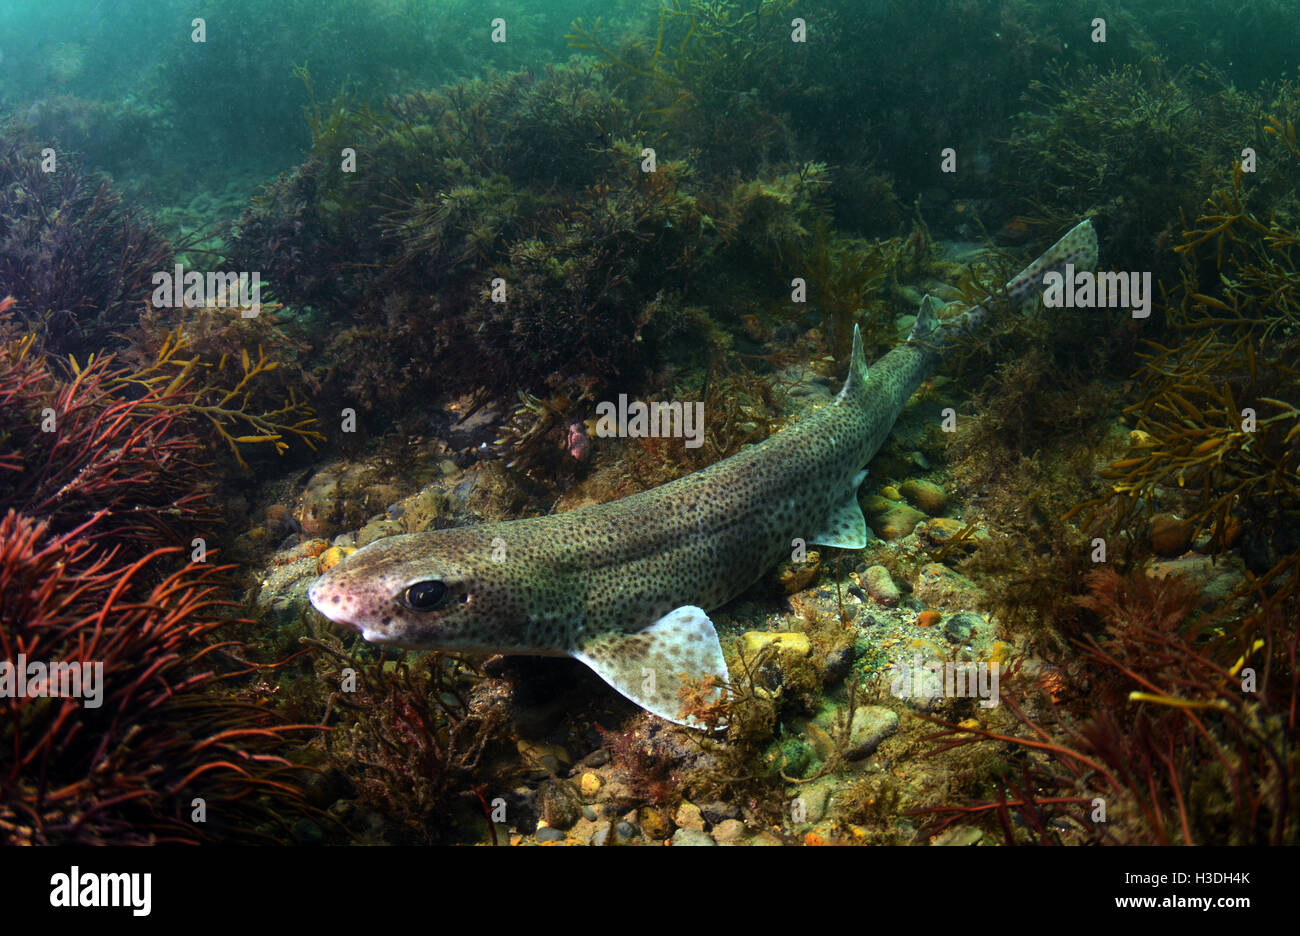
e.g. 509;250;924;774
402;580;448;611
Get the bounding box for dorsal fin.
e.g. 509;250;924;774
839;322;869;401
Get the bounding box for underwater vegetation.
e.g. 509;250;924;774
919;567;1296;845
0;136;173;358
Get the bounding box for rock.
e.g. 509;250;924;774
900;479;948;516
1150;513;1194;557
357;517;404;546
918;517;968;546
579;772;604;798
538;779;582;829
844;706;899;759
874;503;927;540
862;565;900;606
614;820;639;842
916;609;942;627
822;644;855;685
861;494;894;515
315;544;355;575
399;486;452;533
880;485;902;501
588;821;613;846
671;828;716;846
581;805;598;821
740;631;811;657
943;612;982;642
516;740;572;777
793;777;834;823
777;550;822;593
637;806;675;840
674;800;706;832
535;825;564;843
1148;553;1246;608
912;562;984;608
932;826;983;846
711;819;749;844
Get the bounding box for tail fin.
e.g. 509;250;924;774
1005;219;1098;305
909;294;944;342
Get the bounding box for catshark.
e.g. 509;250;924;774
309;221;1098;726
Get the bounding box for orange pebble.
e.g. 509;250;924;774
804;831;826;846
917;610;942;627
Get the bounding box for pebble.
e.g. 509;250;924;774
912;562;984;607
873;503;926;540
671;828;716;846
588;821;612;846
863;565;900;606
1150;513;1194;557
614;821;639;843
538;779;583;829
900;479;948;516
579;772;603;798
638;806;675;840
536;825;564;843
777;551;822;593
943;612;982;642
711;819;749;844
674;801;706;832
740;631;811;657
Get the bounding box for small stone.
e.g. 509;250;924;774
874;503;926;540
671;828;716;846
588;821;612;846
1150;513;1194;557
538;779;582;830
919;517;967;545
917;610;942;627
740;631;811;657
637;806;675;840
777;550;822;593
900;479;948;516
989;640;1014;664
711;819;749;844
356;517;404;547
535;825;564;843
913;562;984;607
943;612;982;642
579;772;603;798
861;494;894;515
614;820;639;842
689;803;732;829
674;800;706;832
863;565;900;607
315;545;355;575
582;805;598;821
822;644;855;684
880;485;902;501
846;706;899;759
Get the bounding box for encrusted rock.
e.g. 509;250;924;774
900;479;948;516
862;565;900;606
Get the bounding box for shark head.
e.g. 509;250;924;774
307;527;545;652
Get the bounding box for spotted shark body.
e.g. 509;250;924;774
309;221;1098;726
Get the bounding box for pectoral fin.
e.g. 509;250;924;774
574;606;728;728
807;469;870;549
